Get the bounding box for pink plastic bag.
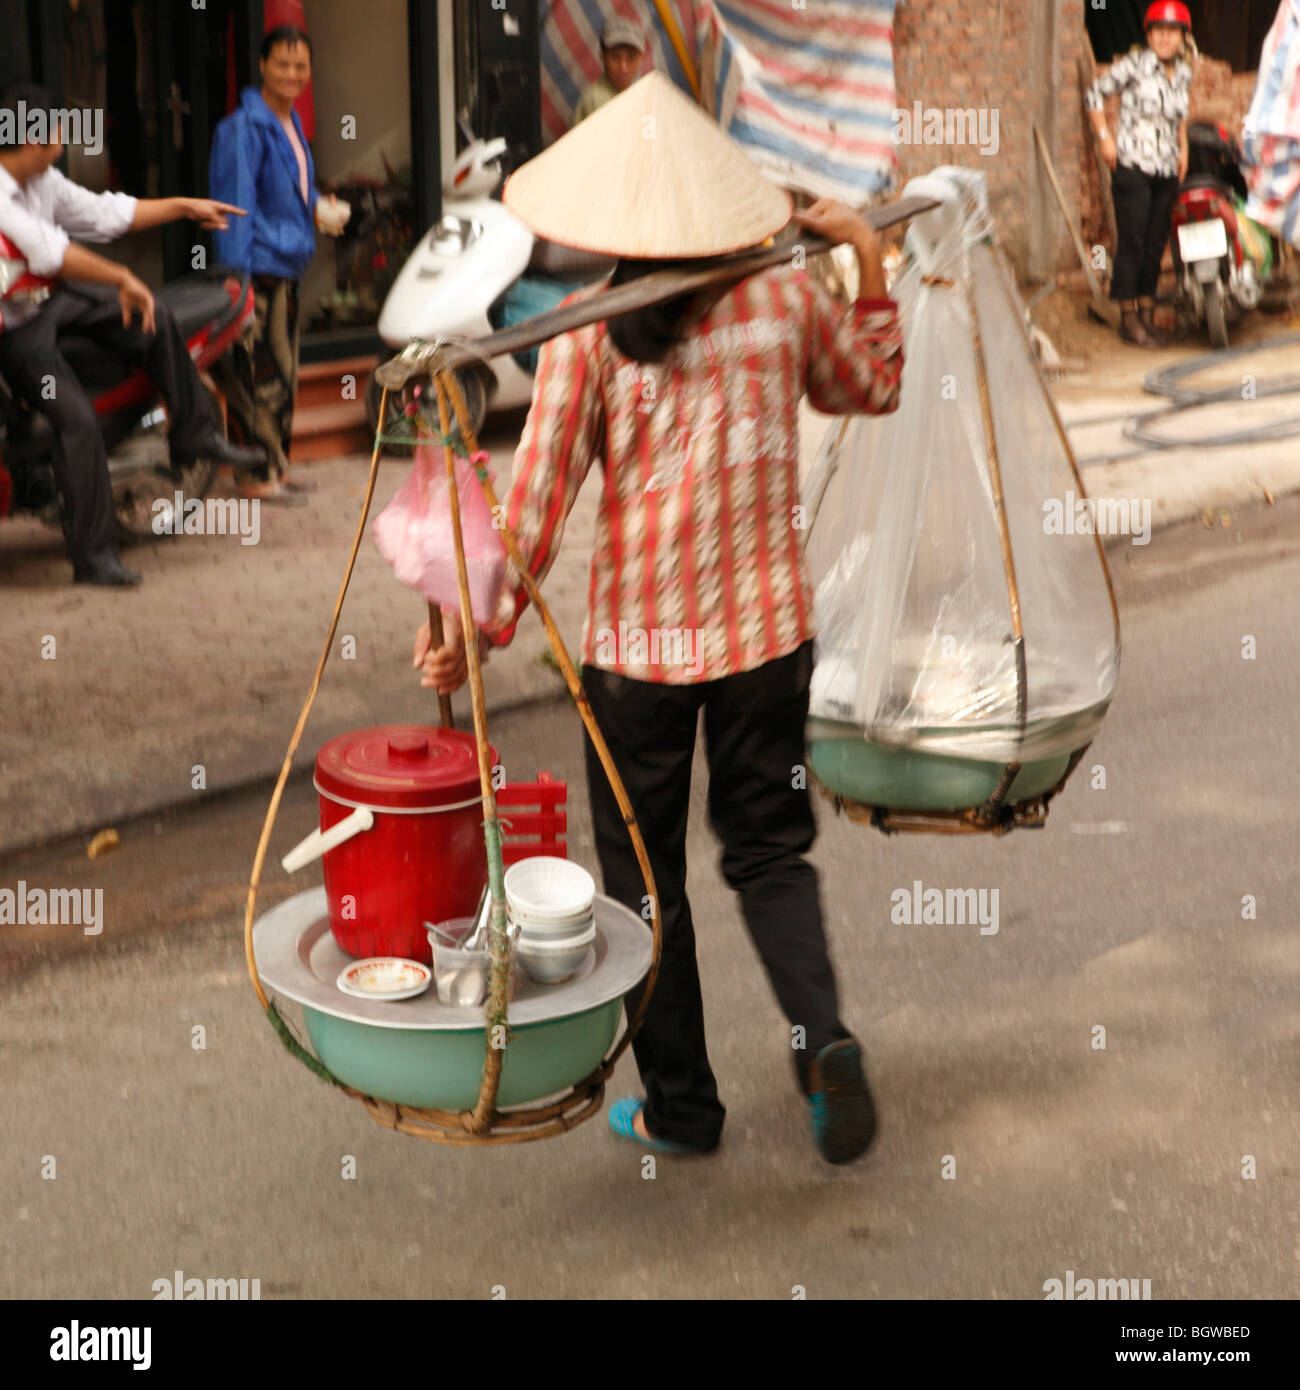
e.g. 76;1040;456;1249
372;444;507;626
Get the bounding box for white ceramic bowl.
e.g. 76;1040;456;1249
504;857;595;921
507;903;594;938
516;923;597;984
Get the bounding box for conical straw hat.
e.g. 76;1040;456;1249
503;72;793;259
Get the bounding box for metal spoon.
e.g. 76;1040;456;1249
470;882;488;931
424;920;463;948
465;886;497;951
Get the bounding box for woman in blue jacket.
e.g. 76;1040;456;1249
208;25;348;502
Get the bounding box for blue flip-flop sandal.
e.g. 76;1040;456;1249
608;1097;707;1155
807;1038;877;1165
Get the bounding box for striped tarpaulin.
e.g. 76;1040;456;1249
540;0;899;202
1242;0;1300;249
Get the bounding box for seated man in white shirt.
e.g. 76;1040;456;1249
0;84;266;587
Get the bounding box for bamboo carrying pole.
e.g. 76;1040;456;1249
430;378;508;1132
374;196;941;393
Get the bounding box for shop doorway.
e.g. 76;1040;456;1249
55;0;255;284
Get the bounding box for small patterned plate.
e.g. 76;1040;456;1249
336;957;432;1002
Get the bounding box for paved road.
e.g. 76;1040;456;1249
3;500;1299;1299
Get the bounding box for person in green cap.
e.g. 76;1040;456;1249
574;17;648;125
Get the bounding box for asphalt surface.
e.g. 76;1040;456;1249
3;499;1300;1300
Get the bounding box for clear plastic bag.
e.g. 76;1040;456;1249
372;444;507;626
804;168;1120;802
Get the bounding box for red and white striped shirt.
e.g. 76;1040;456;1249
485;265;903;683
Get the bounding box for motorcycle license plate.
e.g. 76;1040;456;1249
1178;219;1228;263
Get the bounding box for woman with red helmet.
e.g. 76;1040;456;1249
1085;1;1195;347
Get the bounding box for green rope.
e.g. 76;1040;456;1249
481;815;512;1049
374;427;471;451
264;1001;347;1089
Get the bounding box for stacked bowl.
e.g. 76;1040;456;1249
504;857;596;984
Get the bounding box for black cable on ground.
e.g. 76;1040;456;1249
1142;331;1300;403
1072;331;1300;465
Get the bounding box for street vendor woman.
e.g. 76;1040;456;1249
414;73;902;1165
1086;1;1195;347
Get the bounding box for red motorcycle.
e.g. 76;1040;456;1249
1171;122;1276;350
0;271;254;540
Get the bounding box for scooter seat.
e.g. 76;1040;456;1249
1180;173;1234;197
156;277;237;340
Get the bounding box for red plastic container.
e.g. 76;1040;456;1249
299;725;497;963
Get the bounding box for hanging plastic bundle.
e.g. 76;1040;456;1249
372;441;507;625
804;167;1121;834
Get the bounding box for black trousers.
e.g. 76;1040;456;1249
1110;163;1180;302
208;274;301;481
0;283;218;569
582;641;849;1151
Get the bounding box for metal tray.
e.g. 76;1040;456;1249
253;888;652;1031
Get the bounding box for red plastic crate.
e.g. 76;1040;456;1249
497;771;567;864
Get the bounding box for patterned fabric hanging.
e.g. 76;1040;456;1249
1242;0;1300;250
540;0;900;202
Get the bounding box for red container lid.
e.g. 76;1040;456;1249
314;725;496;811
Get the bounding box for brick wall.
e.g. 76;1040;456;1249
892;0;1087;276
1188;56;1259;131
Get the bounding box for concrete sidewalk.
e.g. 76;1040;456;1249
4;313;1300;857
1053;314;1300;532
0;425;588;857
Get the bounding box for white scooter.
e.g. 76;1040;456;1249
367;135;609;451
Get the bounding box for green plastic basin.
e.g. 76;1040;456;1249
253;888;653;1113
302;999;622;1110
807;725;1073;812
